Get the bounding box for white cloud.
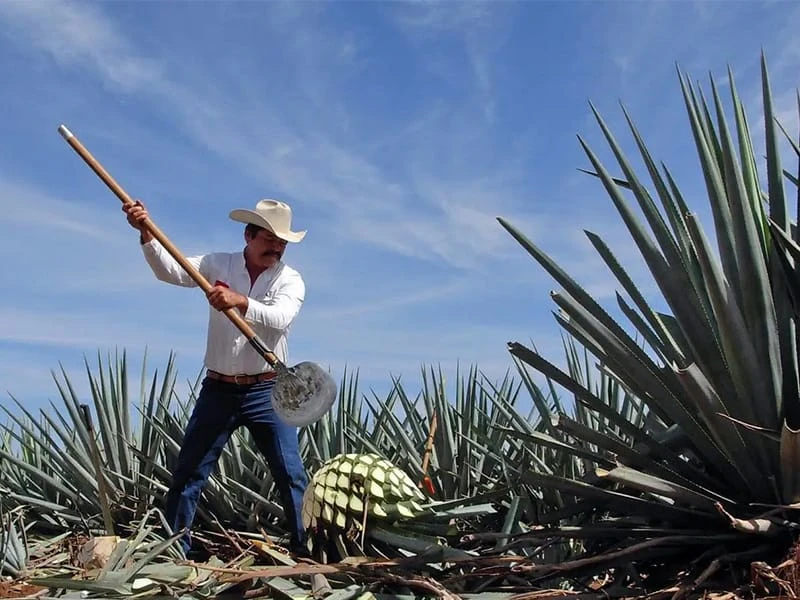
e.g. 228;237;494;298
389;1;492;32
292;318;563;400
386;0;508;124
0;0;574;277
0;176;126;243
0;173;172;294
0;305;204;357
307;279;471;321
0;0;162;92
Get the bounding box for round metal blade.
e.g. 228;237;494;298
271;361;337;427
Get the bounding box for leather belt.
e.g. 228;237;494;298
206;370;277;385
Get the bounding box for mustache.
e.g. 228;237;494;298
262;250;282;258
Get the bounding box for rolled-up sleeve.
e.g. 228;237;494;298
142;239;207;287
244;271;305;331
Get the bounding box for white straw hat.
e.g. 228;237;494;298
229;199;306;243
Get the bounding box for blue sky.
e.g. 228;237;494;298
0;0;798;415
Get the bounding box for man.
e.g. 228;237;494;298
124;198;310;558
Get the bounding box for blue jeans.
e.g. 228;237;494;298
164;376;308;553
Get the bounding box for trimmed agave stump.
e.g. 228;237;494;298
301;453;429;561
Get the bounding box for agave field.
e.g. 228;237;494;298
3;52;800;599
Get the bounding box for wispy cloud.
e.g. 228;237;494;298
0;305;204;356
0;0;565;276
387;0;507;123
292;318;562;396
0;0;163;92
307;279;471;322
0;173;168;294
0;176;125;243
2;0;799;417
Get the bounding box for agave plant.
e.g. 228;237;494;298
3;343;638;596
1;506;30;578
296;357;660;569
0;350;542;537
0;349;184;533
497;52;800;593
2;337;707;596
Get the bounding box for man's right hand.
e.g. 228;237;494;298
124;200;153;243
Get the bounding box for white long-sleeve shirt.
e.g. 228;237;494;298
141;239;305;376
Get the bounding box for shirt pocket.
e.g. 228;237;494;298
259;288;278;305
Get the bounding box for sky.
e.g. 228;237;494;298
0;0;798;420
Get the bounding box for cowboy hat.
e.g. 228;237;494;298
229;199;306;243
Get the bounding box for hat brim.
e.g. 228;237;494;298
229;209;306;243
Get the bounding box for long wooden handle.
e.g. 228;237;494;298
58;124;281;368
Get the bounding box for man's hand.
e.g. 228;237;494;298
207;285;249;313
123;200;154;243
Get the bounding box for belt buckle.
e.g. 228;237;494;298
233;374;245;385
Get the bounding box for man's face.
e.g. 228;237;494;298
246;227;288;269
